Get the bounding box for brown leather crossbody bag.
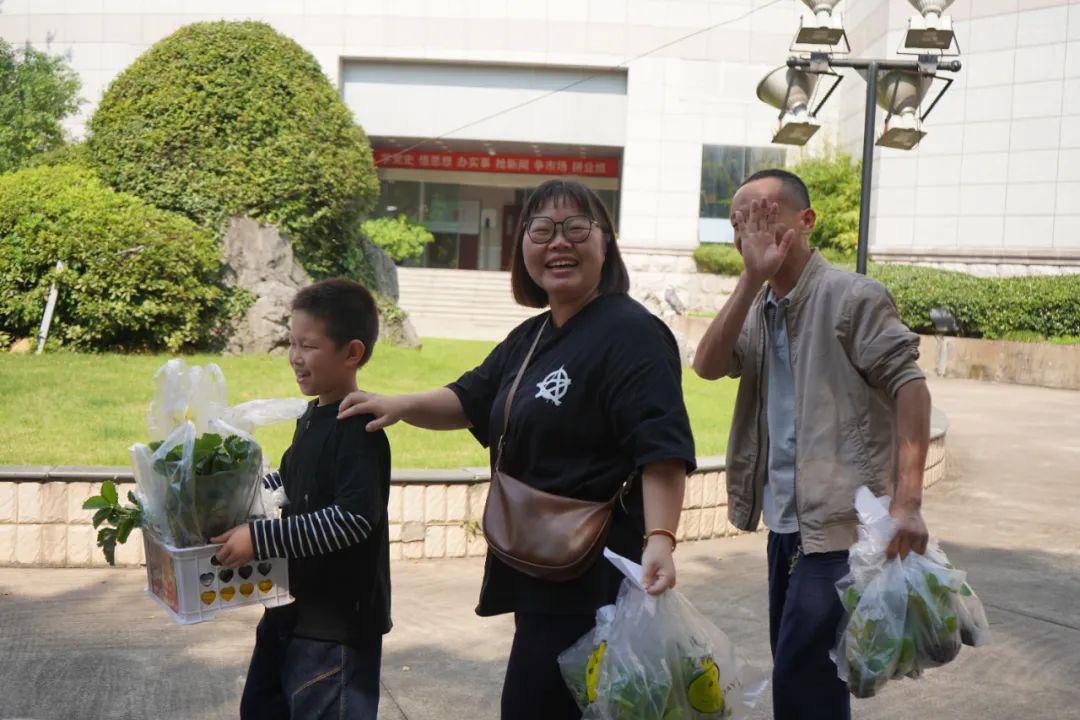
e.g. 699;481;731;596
482;318;633;582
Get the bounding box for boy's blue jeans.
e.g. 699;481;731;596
240;615;382;720
767;531;851;720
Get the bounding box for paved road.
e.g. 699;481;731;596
1;377;1077;720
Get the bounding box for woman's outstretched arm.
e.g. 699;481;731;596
337;387;470;432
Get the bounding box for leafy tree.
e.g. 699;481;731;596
0;39;82;173
791;151;861;255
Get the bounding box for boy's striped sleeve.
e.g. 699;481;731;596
248;506;373;560
260;470;283;491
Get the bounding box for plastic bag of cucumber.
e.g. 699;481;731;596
559;550;768;720
833;487;990;698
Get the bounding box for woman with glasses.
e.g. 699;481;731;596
338;178;695;719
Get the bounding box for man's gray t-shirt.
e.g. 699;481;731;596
763;288;799;533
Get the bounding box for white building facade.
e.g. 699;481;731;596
839;0;1080;277
2;0;1077;299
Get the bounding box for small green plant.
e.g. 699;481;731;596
150;433;255;477
82;480;144;566
361;214;435;264
1000;331;1080;345
148;432;261;546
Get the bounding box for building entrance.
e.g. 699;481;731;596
370;139;621;271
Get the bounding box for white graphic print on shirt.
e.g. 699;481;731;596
535;366;571;406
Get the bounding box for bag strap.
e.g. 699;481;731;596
495;316;549;471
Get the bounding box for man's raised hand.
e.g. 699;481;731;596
735;198;795;284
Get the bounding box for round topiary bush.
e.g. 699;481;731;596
86;20;379;278
0;164;231;351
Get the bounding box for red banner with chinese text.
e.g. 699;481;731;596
374;149;619;178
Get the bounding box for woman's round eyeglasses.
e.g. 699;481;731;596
525;215;600;244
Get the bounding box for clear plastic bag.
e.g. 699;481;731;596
588;592;672;720
924;542;990;648
957;581;990;647
146;359;306;440
833;487;908;698
648;588;762;720
898;548;963;676
132;360;305;547
559;550;767;720
834;488;988;697
559;604;617;711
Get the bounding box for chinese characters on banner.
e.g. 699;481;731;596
373;149;620;178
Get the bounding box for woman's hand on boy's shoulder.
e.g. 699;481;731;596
211;524;255;568
337;390;405;431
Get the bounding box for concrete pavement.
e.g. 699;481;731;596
1;377;1077;719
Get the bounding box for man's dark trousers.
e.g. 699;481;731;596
768;531;851;720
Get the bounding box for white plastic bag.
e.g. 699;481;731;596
132;359;306;547
146;359;306;441
558;549;767;720
146;360;229;442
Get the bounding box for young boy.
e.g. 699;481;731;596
211;278;392;720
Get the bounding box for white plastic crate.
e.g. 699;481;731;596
143;532;292;624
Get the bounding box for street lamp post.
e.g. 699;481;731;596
786;55;962;274
757;1;963;275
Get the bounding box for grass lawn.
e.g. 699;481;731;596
0;339;737;469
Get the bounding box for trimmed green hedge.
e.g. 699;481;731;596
693;244;854;276
692;251;1079;339
692;243;745;276
870;264;1080;340
0;164;231;351
86;21;379;278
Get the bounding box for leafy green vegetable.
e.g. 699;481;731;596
840;564;964;696
82;481;143;566
148;432;260;546
603;672;672;720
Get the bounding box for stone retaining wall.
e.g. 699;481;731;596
0;426;947;568
676;314;1080;392
918;335;1080;391
0;460;735;568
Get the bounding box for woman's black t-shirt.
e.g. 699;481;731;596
447;293;696;617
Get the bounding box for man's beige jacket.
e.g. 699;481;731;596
725;252;925;554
